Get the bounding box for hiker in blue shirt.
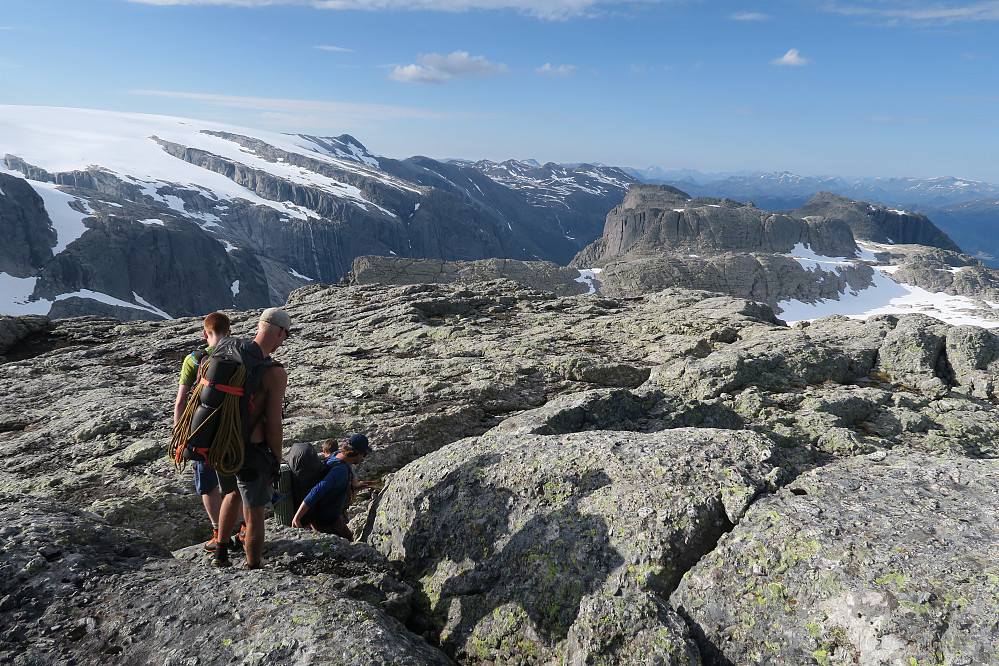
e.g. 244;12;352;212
291;433;373;541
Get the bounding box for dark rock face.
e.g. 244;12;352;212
33;215;271;319
2;282;999;665
0;172;55;277
443;159;638;259
790;191;962;251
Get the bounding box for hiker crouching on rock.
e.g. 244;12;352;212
213;308;290;570
291;433;373;541
173;312;241;553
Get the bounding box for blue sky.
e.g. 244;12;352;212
2;0;998;181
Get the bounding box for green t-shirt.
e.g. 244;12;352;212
178;346;214;387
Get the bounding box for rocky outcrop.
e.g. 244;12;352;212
790;191;962;251
1;492;453;665
567;184;999;319
572;185;858;267
349;256;588;296
368;428;776;664
0;172;55;277
590;252;875;304
0;314;49;361
876;244;999;302
2;282;999;665
672;452;999;665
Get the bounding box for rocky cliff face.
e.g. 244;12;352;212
789;191;962;251
0;172;55;277
567;184;999;320
1;109;632;319
569;184;872;308
2;281;998;665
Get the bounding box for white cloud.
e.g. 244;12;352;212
314;44;354;52
536;62;576;78
824;1;999;25
730;11;770;20
124;0;663;20
388;51;510;84
771;48;810;66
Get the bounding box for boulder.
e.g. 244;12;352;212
0;492;452;665
672;452;999;666
367;428;779;664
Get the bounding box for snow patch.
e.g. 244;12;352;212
0;273;47;315
786;243;854;272
132;292;172;319
575;268;602;295
1;174;91;254
778;266;999;328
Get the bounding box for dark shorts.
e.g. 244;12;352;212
312;515;353;541
192;461;218;495
218;442;276;509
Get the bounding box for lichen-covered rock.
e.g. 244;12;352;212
367;428;779;664
350;256;589;297
0;492;452;666
0;283;775;551
671;452;999;666
647;315;886;400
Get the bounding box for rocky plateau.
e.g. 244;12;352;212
1;277;998;665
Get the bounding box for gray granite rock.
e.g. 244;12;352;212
0;492;452;665
3;281;999;665
672;452;999;666
350;256;588;297
367;428;778;664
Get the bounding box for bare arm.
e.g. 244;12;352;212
262;365;288;461
173;385;191;426
291;501;313;529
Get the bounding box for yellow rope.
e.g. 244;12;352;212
207;364;246;475
169;379;204;473
167;361;248;476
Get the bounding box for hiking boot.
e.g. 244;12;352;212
211;544;232;568
204;528;220;552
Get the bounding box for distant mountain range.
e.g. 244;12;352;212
626;168;999;208
3;105;999;321
0;106;634;319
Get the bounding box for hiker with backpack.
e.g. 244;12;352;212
173;312;243;553
322;437;376;513
205;307;291;569
291;433;373;541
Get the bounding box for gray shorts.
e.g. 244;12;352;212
219;442;276;508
